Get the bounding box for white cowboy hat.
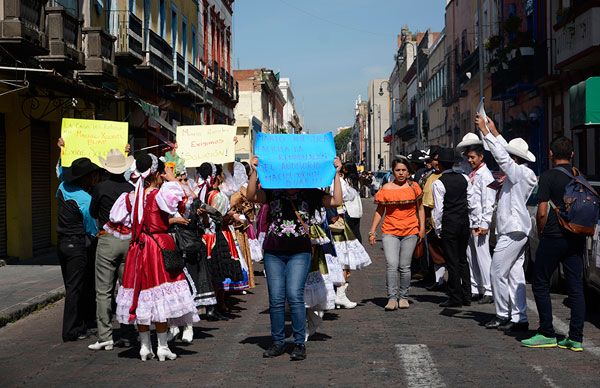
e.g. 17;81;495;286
98;149;135;174
456;133;483;149
504;138;536;163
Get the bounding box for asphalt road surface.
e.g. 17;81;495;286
2;199;600;387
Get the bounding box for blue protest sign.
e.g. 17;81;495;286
254;132;336;189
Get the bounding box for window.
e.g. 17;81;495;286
171;8;177;50
159;0;166;38
129;0;134;11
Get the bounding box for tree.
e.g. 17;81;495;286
334;127;352;155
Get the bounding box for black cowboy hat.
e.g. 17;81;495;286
436;147;457;164
407;149;425;163
62;157;100;183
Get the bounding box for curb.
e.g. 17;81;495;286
0;286;65;329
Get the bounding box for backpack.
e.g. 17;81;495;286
550;167;600;236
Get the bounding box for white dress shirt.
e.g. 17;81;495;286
432;169;472;237
468;163;496;229
482;133;537;236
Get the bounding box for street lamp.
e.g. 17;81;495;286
378;80;390;96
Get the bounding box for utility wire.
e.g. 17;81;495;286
276;0;393;38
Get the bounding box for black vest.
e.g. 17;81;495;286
438;172;469;230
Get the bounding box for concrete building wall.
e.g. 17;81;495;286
368;79;391;171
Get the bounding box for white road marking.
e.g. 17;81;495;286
531;365;561;388
526;299;600;358
395;344;446;388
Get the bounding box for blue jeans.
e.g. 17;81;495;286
532;236;585;342
264;251;311;345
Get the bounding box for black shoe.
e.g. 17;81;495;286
205;307;229;321
439;299;462;308
471;293;482;301
290;344;306;361
427;283;446;292
462;300;472;307
478;295;494;304
263;343;287;358
498;321;529;332
485;317;509;329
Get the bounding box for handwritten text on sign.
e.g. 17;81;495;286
177;125;236;166
61;118;128;167
254;132;336;189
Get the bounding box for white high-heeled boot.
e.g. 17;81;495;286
181;325;194;344
139;331;154;361
167;325;180;342
335;283;357;309
88;340;114;351
156;332;177;361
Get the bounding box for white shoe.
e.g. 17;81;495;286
157;332;177;361
306;308;322;341
181;325;194;344
88;340;114;351
139;331;155;361
167;326;180;342
335;283;358;309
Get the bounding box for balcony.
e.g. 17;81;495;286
36;6;84;71
491;44;547;101
456;48;479;85
79;27;117;81
188;62;205;98
111;11;143;65
554;6;600;70
0;0;48;56
138;29;173;83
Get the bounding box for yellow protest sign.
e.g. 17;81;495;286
177;125;236;166
61;118;128;166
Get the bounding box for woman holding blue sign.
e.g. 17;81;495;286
247;156;343;361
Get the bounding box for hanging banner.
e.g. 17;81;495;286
61;118;128;167
177;125;236;166
254;132;336;189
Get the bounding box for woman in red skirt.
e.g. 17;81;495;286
115;154;199;361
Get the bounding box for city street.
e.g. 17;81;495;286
1;200;600;387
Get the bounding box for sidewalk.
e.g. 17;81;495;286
0;253;64;328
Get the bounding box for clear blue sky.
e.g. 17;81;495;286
233;0;445;133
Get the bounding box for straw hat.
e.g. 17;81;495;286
98;149;135;174
505;138;536;163
456;133;483;149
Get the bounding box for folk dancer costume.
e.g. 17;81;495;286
230;184;263;288
482;132;537;329
422;169;446;288
114;156;199;331
432;150;473;306
197;165;247;292
457;134;495;301
328;179;371;309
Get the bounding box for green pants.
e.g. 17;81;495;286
95;233;130;342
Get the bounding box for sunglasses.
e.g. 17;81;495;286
178;178;188;182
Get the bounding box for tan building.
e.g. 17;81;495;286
233;68;286;161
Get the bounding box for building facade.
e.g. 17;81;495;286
278;77;302;134
367;79;390;171
233;68;286;161
0;0;238;261
350;96;369;165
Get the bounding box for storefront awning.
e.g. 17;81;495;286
570;77;600;128
383;127;393;143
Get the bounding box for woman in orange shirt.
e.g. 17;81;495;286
369;158;425;311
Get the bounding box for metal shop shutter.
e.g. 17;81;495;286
30;121;52;254
0;114;6;260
